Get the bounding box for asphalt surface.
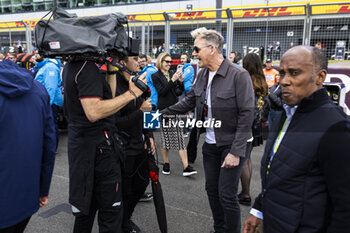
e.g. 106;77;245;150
25;130;265;233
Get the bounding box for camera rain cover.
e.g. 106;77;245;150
35;8;129;57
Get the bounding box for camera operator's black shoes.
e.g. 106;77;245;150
139;192;153;202
130;220;141;233
183;165;197;177
123;220;142;233
162;163;170;175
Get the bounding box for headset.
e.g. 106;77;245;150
181;53;191;64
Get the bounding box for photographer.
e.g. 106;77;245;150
113;55;155;233
62;55;147;233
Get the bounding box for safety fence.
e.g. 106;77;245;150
0;2;350;61
126;2;350;61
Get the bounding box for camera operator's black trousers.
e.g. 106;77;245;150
0;217;30;233
73;147;123;233
122;150;149;231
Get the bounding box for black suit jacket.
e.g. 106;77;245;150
152;70;184;110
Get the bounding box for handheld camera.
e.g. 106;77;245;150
132;74;150;99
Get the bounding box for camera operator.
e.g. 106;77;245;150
113;55;155;233
62;55;147;233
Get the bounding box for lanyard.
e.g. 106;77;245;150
266;117;290;175
166;72;170;82
266;108;295;175
273;117;291;154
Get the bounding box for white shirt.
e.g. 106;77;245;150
205;71;217;144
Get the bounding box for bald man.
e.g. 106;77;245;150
244;46;350;233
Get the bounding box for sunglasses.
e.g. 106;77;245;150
193;45;212;53
162;60;172;64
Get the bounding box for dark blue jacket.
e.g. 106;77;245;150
253;88;350;233
0;60;56;229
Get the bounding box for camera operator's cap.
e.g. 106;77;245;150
266;58;272;63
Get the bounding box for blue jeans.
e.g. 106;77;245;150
202;142;245;233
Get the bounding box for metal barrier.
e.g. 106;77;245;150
125;2;350;60
0;2;350;60
310;3;350;60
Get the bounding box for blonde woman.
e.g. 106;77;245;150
151;52;197;177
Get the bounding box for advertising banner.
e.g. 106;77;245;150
312;4;350;15
327;68;350;116
231;6;305;18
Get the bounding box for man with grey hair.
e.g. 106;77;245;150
162;27;255;233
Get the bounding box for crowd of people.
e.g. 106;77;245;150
1;26;350;233
266;42;281;61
